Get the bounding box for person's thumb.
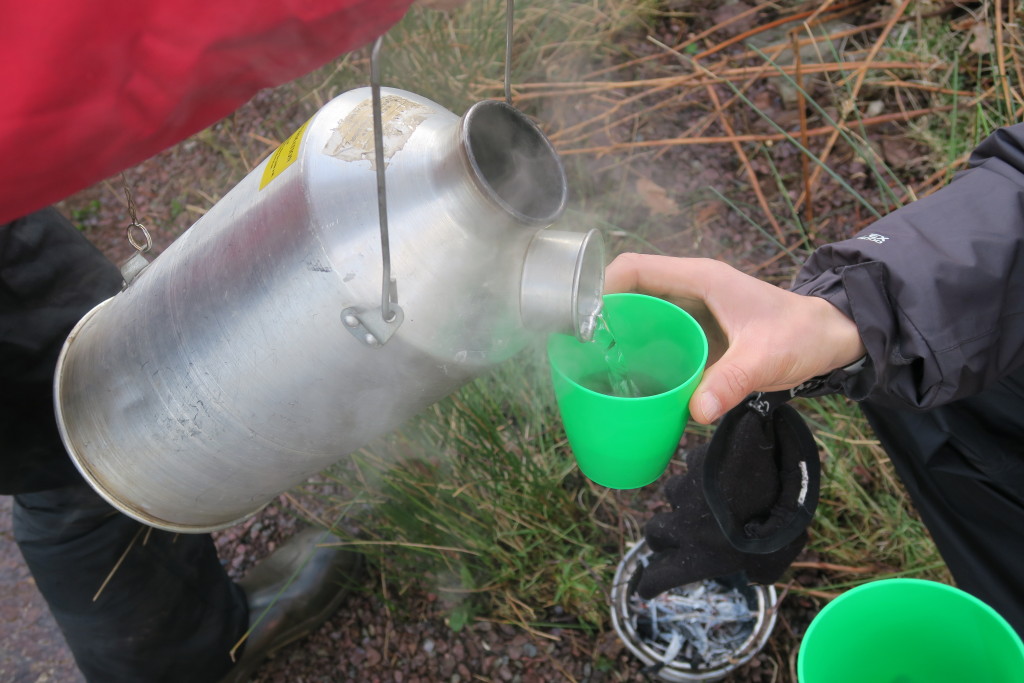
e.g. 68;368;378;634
689;353;763;424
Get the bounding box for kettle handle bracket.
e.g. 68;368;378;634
341;304;404;348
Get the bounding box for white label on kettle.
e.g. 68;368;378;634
322;96;431;169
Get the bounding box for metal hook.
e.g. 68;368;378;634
118;173;153;286
120;173;152;253
126;222;153;253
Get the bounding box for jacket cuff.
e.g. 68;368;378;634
791;269;876;401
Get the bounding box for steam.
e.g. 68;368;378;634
466;103;565;223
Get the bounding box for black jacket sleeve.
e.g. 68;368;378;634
791;124;1024;410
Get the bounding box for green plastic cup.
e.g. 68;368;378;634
798;579;1024;683
547;293;708;489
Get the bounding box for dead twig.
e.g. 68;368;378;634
557;105;955;156
801;0;914;207
790;561;876;574
995;0;1015;115
503;59;939;100
93;525;145;602
792;27;814;232
693;0;870;61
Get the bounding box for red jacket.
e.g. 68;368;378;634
1;0;414;224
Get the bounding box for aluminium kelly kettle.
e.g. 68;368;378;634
54;66;604;532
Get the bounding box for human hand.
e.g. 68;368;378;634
604;254;865;423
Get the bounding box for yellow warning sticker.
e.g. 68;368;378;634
259;119;310;190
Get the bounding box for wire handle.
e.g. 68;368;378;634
370;35;397;324
344;34;404;348
504;0;515;105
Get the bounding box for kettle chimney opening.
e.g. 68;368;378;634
462;101;567;224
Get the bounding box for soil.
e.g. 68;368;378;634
1;1;941;681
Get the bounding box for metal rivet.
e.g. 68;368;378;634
364;333;379;346
343;314;359;328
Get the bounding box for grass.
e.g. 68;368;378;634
342;346;628;631
798;396;952;595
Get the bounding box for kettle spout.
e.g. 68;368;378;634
520;228;605;342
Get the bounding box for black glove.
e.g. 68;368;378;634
633;391;820;600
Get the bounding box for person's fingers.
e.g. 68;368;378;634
603;252;641;294
606;253;866;424
689;349;762;423
606;253;728;361
605;253;713;302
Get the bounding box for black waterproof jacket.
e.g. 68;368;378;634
792;124;1024;411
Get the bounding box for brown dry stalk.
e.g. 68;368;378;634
545;79;688;143
551;94;711;149
556;105;953;156
724;18;890;65
790;561;876;574
898;150;971;203
792;28;814;231
319;539;482;555
579;0;874;83
801;0;914;207
579;0;781;81
93;525;145;602
875;80;976;98
475;617;561;642
643;36;797;249
703;77;788;244
549;43;791;147
995;0;1015;114
508;59;936;97
1010;26;1024;106
750;245;803;275
805;0;843;25
693;0;870;61
282;491;330;528
780;585;844;600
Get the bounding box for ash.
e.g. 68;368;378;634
629;577;756;670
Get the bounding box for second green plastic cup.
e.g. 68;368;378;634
798;579;1024;683
547;293;708;489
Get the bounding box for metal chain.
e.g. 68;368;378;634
121;173;152;253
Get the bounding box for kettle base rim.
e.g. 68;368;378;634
54;298;262;533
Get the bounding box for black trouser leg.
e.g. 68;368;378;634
861;372;1024;637
13;481;248;683
3;209;248;682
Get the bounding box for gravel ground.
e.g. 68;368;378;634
2;487;821;683
0;497;84;683
220;508;818;683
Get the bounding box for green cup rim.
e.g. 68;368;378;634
798;578;1024;679
547;293;709;401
